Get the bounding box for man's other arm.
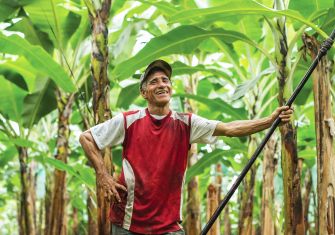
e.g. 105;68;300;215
79;130;126;202
213;106;293;137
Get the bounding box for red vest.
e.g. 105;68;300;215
109;108;191;234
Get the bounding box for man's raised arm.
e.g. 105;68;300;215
79;130;126;203
213;106;293;137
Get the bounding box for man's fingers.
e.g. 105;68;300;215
279;114;291;119
104;191;111;202
116;183;127;192
112;188;121;203
277;106;289;113
282;109;293;113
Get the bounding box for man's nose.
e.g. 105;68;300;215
157;80;166;88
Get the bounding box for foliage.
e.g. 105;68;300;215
0;0;333;233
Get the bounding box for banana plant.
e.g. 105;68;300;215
0;0;92;233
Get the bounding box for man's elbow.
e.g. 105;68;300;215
214;122;234;137
79;130;91;146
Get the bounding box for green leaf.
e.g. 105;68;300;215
137;0;185;17
0;146;18;168
320;8;335;36
116;82;140;109
78;167;95;186
197;79;214;97
232;67;275;101
113;25;270;81
298;149;316;168
6;17;54;54
72;197;86;210
0;76;27;123
173;93;248;120
0;33;76;92
170;61;234;85
23;1;82;50
220;136;248;152
293;56;313;106
22;78;57;129
0;57;38;93
185;148;244;184
0;138;35;148
0;0;19;22
43;156;96;193
169;0;328;39
289;0;333;30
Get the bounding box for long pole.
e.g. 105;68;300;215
200;29;335;235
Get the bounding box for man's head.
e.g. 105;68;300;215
140;60;172;107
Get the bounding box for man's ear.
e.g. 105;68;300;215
140;89;147;99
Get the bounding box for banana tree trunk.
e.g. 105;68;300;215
238;134;257;235
82;115;98;235
206;184;220;235
37;199;43;235
87;189;98;235
312;187;319;235
18;146;36;235
30;160;37;227
215;162;222;231
48;90;75;235
224;199;231;235
302;33;335;235
185;143;201;234
87;1;114;234
261;131;278;235
44;167;53;235
73;207;79;235
268;1;304;233
302;168;312;235
184;75;201;234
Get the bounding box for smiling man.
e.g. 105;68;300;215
79;60;293;235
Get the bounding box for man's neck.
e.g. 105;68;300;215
147;103;170;116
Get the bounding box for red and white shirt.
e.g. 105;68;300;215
91;108;219;234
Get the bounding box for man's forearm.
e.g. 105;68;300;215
213;117;272;137
79;130;108;174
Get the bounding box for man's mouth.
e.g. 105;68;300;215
156;91;168;95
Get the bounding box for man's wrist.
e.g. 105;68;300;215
267;116;274;128
95;161;109;175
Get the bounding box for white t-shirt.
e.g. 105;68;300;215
91;110;219;149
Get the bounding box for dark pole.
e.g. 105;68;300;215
200;29;335;235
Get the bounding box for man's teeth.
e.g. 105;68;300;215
156;91;167;94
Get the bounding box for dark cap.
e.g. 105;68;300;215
139;60;172;90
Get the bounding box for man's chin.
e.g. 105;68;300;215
152;98;171;106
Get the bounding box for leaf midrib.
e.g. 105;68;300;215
174;93;246;120
115;31;253;80
2;35;72;91
170;5;327;38
27;79;51;138
6;80;20;125
4;63;36;79
186;149;246;183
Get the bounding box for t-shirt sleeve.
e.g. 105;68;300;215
90;113;125;150
190;114;220;144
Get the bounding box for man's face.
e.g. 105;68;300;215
140;71;172;106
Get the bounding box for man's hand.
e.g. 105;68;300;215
270;105;294;126
96;171;127;203
79;130;127;203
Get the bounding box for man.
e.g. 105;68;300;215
79;60;293;235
